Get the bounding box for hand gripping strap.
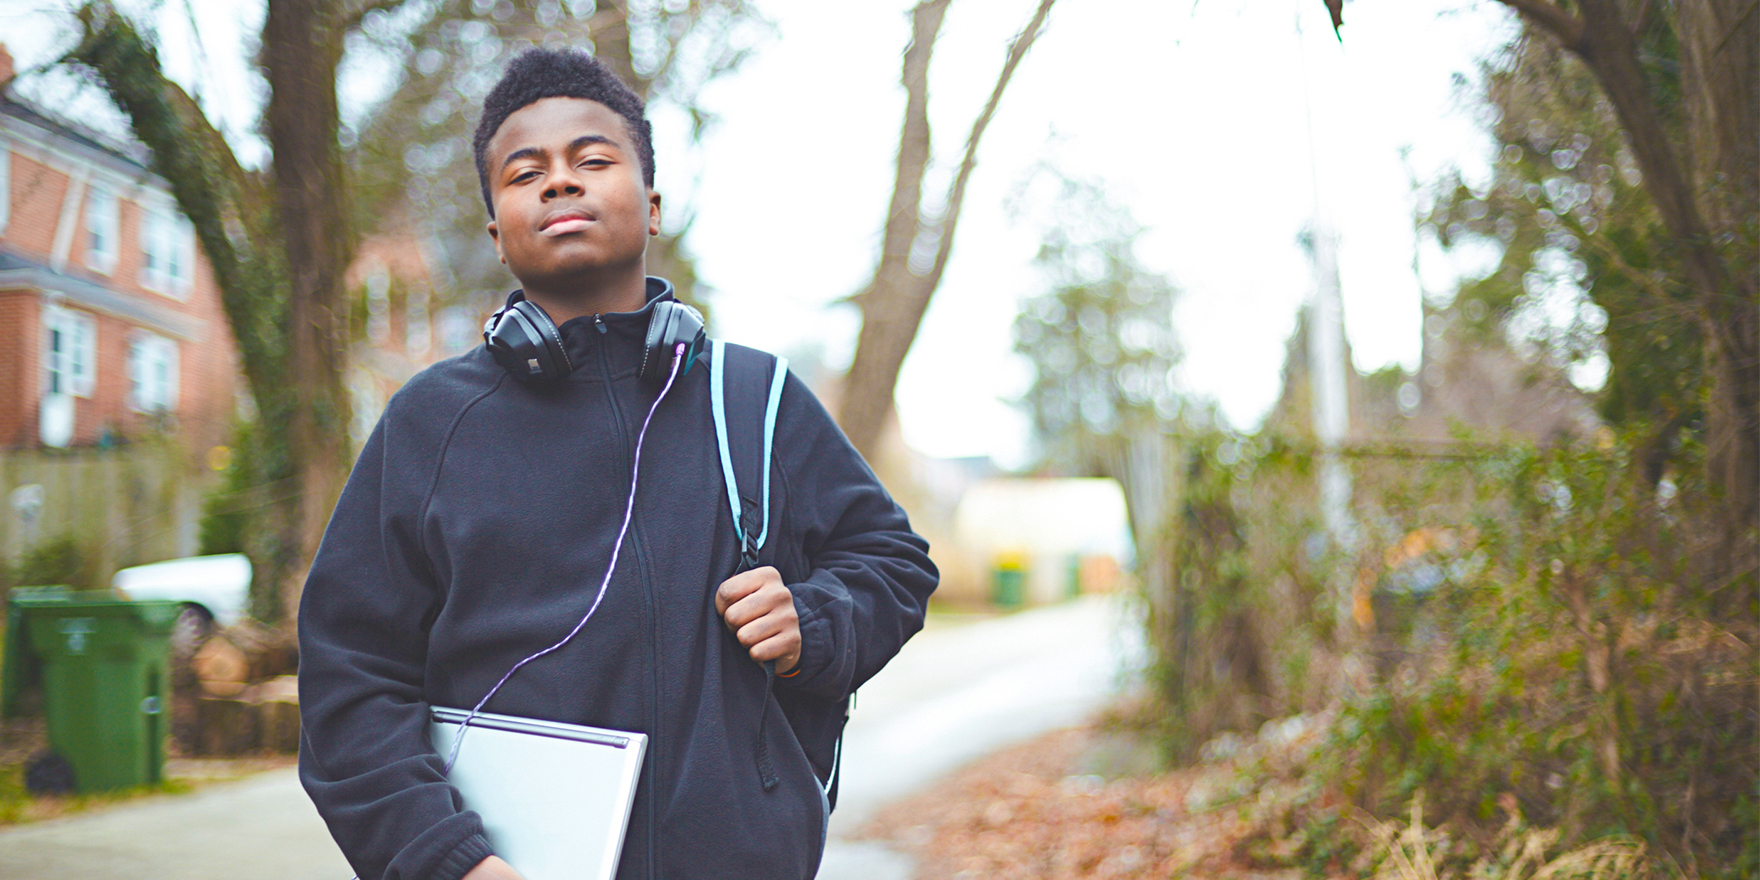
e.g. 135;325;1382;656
710;340;791;790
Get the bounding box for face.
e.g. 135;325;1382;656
485;97;660;295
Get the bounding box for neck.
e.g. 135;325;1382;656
522;271;649;325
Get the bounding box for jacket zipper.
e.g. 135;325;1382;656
598;337;661;878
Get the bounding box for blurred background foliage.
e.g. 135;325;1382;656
1007;12;1755;879
347;0;766;323
1426;27;1702;488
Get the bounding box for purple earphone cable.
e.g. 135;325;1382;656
441;342;688;776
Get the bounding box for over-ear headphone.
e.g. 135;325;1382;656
483;280;705;386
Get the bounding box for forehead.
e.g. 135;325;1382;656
488;96;630;160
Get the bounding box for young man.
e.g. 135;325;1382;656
298;48;938;880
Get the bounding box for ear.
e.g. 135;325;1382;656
648;191;662;237
487;219;505;264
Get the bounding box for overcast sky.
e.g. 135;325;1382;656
0;0;1519;469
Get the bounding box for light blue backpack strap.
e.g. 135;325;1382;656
754;356;788;551
710;339;745;546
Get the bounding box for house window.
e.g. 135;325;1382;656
43;306;96;398
141;206;195;296
85;185;119;273
0;137;10;235
128;331;181;413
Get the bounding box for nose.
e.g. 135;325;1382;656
543;160;583;200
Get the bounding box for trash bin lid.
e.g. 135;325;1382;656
10;593;183;628
4;592;179;716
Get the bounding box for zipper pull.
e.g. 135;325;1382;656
593;314;608;334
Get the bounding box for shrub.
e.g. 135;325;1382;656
1149;430;1757;875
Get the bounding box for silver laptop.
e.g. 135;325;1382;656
430;707;647;880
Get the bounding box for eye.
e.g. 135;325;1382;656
580;157;612;168
510;169;540;183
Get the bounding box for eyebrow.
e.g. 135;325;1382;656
499;134;621;173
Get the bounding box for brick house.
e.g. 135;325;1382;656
345;208;493;447
0;47;240;457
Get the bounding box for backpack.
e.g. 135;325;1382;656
708;341;850;809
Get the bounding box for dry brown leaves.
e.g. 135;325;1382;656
857;726;1302;880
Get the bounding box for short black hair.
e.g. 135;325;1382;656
472;47;655;218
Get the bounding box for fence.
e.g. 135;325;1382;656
0;442;209;586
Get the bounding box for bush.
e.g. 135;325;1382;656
196;422;263;557
1148;430;1758;876
12;535;99;592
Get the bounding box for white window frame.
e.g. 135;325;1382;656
127;330;181;414
84;185;119;274
0;135;10;236
42;305;96;398
139;203;195;298
171;215;195;293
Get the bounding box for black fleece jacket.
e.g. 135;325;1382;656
297;283;937;880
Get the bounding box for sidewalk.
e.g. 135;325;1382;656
0;768;349;880
0;594;1143;879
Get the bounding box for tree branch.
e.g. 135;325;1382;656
1714;0;1760;55
1630;0;1654;37
1576;232;1700;324
923;0;1057;286
65;2;282;388
340;0;411;30
1495;0;1585;48
871;0;949;303
837;0;1058;458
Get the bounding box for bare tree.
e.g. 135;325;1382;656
65;0;405;622
837;0;1057;461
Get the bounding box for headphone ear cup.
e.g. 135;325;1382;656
486;299;570;383
640;303;673;383
675;307;705;378
641;301;706;385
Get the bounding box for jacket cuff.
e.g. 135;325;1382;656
429;831;495;880
777;589;841;698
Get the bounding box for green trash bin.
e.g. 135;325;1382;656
5;591;180;793
991;555;1026;608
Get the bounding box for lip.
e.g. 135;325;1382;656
540;209;595;236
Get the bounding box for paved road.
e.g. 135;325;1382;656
0;595;1143;879
817;595;1144;879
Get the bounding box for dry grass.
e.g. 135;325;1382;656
1366;795;1655;880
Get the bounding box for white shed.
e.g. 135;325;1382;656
949;478;1133;605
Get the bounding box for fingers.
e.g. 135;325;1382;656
746;631;801;674
727;585;797;644
717;567;784;628
714;566;777;617
715;566;801;673
734;603;800;674
733;610;796;651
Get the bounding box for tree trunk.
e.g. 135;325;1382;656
838;0;1056;461
68;1;372;625
263;0;358;619
1494;0;1758;574
1674;0;1759;578
837;0;948;461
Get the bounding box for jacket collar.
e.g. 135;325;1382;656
504;277;678;379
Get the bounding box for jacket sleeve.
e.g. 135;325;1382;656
771;373;939;701
297;405;495;880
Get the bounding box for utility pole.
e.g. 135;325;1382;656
1305;225;1356;561
1294;0;1358;626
